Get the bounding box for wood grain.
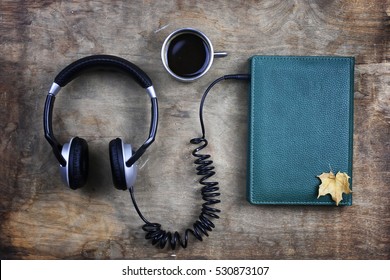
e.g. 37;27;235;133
1;0;389;259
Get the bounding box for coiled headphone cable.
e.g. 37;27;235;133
129;74;250;249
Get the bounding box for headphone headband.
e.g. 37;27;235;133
55;54;153;88
44;54;158;167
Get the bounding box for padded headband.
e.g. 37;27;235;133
44;54;158;167
54;55;153;88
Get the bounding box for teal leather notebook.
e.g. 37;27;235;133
247;56;354;205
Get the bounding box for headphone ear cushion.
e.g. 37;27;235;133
68;137;89;189
109;138;127;190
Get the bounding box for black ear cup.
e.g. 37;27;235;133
109;138;127;190
68;137;89;189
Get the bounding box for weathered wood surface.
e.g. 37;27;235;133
1;0;389;259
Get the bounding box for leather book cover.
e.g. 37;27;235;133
247;56;354;205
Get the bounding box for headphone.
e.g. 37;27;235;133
43;54;243;250
43;55;158;190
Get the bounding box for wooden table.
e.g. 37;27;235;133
1;0;389;259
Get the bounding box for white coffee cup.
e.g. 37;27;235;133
161;28;227;82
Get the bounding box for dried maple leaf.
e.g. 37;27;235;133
317;171;352;206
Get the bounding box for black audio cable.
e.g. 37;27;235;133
129;74;251;249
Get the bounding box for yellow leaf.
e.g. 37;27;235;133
317;171;352;206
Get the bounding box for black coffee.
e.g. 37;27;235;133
167;33;210;78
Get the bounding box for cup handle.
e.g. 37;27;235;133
214;51;228;58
